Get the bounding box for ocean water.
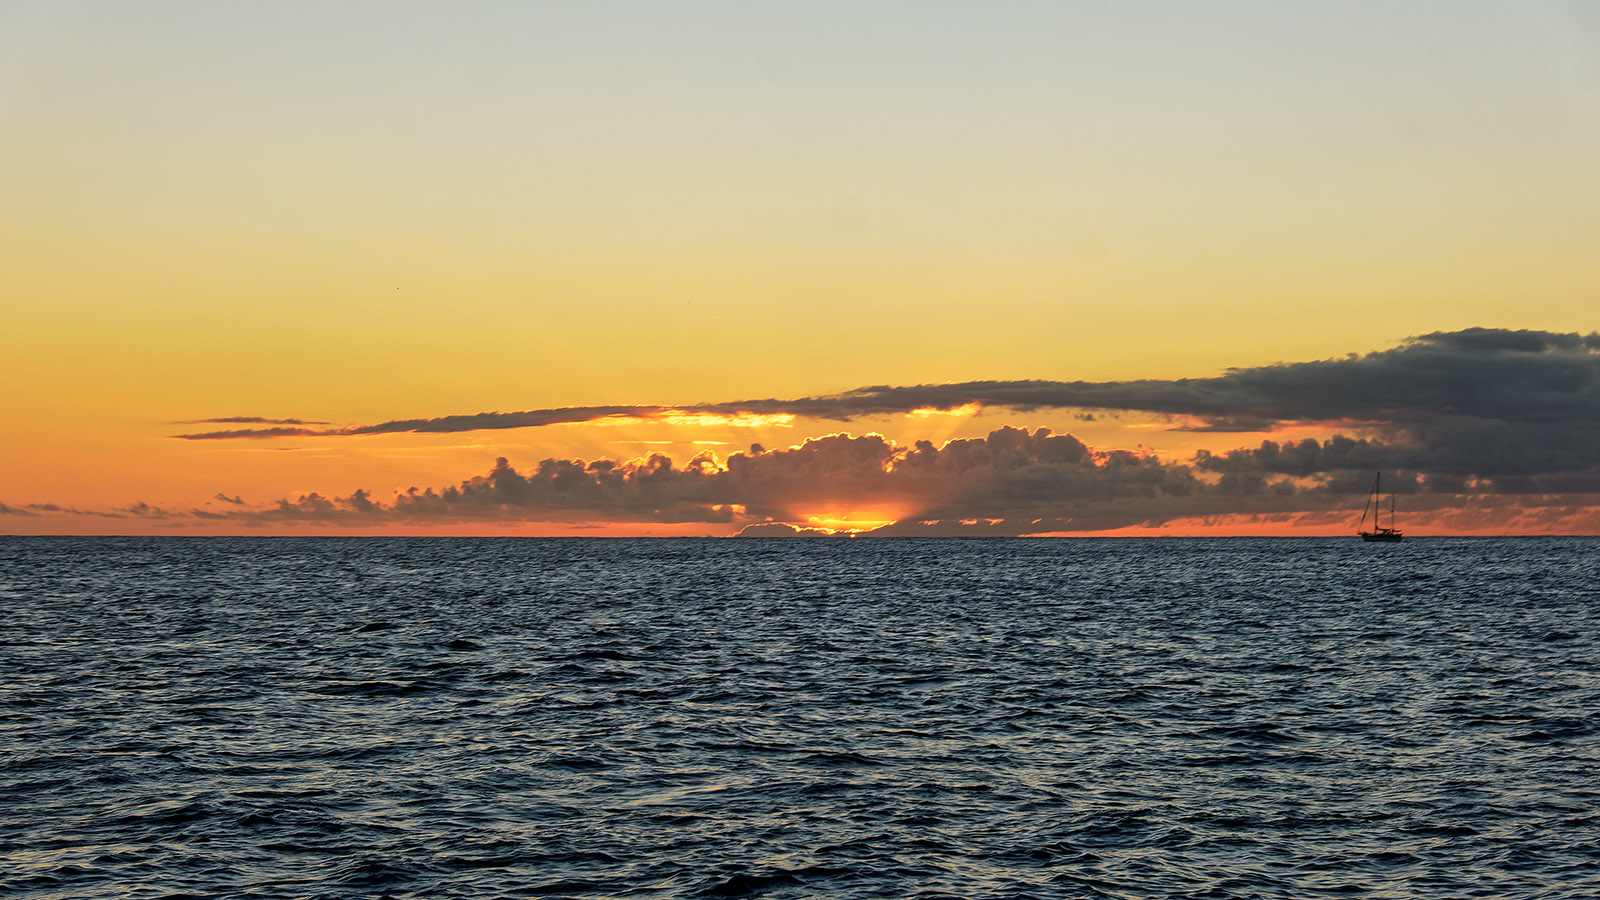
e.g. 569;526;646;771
1;536;1597;900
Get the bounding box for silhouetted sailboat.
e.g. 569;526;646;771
1357;471;1403;542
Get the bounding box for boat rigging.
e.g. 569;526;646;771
1357;471;1403;542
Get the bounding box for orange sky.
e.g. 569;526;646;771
4;4;1599;536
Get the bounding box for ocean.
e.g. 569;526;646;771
1;536;1596;899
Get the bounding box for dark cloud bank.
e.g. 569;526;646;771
11;329;1595;532
174;327;1599;441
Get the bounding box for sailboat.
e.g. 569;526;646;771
1357;471;1403;542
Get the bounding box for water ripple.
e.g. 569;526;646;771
1;536;1597;899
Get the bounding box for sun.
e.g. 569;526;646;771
794;504;915;534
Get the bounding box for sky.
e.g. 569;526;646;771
3;0;1599;536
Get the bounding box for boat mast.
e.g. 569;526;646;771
1357;470;1402;539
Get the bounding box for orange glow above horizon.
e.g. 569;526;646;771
1032;500;1600;538
798;505;916;534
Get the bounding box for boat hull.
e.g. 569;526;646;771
1360;530;1403;542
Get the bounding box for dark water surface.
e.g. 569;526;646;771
2;537;1597;899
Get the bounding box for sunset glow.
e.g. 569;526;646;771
800;508;916;535
3;3;1598;537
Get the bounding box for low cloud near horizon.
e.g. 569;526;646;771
145;416;1600;533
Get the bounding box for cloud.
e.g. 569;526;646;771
177;426;328;440
6;502;129;519
177;416;330;425
735;522;838;537
174;406;668;440
21;422;1600;534
119;502;171;518
171;327;1598;448
741;327;1600;430
212;428;1232;531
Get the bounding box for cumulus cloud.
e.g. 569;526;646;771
207;428;1237;532
19;425;1600;534
201;424;1595;534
